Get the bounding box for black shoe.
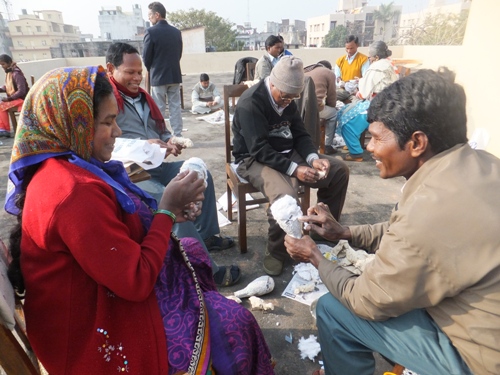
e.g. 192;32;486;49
324;145;337;155
204;235;235;251
0;131;9;138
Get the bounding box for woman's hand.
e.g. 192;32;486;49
158;170;205;220
300;203;351;242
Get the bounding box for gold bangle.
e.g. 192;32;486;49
154;209;176;223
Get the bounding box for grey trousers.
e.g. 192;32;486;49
151;84;183;136
237;151;349;261
319;105;337;147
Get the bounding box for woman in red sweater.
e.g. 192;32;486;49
5;66;274;374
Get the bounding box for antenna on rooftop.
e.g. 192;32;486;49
1;0;14;20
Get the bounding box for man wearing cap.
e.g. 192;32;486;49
232;56;349;276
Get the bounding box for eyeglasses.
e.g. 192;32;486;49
279;90;300;102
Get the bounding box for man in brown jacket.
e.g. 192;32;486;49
285;68;500;375
304;61;337;155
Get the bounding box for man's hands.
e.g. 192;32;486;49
158;170;205;222
285;235;324;268
147;138;183;157
294;159;330;183
300;203;351;242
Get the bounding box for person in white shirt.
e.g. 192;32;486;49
190;73;223;114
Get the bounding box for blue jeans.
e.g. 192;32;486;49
316;294;472;375
151;84;183;136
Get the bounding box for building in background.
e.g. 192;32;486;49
236;19;306;51
398;0;471;43
307;0;401;47
0;14;12;55
8;9;80;61
98;4;146;40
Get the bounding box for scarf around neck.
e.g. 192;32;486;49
108;75;166;132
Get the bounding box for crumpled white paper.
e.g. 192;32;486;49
111;138;166;170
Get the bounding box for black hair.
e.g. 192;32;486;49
199;73;209;82
265;35;282;50
318;60;332;70
345;35;359;45
148;2;166;18
93;73;114;118
368;67;467;154
0;54;13;64
106;42;139;67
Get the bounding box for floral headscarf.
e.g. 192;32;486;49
5;66;156;215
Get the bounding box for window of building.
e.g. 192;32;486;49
16;26;22;32
48;14;52;19
42;40;47;45
36;26;42;32
17;40;24;46
322;23;324;31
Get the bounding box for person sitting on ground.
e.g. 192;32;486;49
5;66;275;375
105;43;237;262
191;73;223;114
338;41;398;162
0;54;28;137
232;56;349;276
334;35;369;103
254;35;283;81
304;60;337;155
284;67;500;375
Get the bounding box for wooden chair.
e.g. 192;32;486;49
0;304;41;374
5;76;35;134
319;118;326;154
245;62;256;81
0;239;41;374
224;84;310;253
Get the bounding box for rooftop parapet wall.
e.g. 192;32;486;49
18;41;498;158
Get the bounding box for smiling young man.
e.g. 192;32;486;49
284;68;500;375
232;56;349;276
105;42;241;287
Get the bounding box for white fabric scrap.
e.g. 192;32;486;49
171;136;194;148
293;262;320;282
328;240;375;275
270;195;303;238
298;335;321;361
249;296;274;311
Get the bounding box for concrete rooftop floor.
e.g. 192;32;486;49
0;72;406;374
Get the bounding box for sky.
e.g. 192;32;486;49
9;0;458;36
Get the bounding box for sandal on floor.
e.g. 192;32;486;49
204;235;235;252
214;265;241;287
344;153;364;162
312;369;325;375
